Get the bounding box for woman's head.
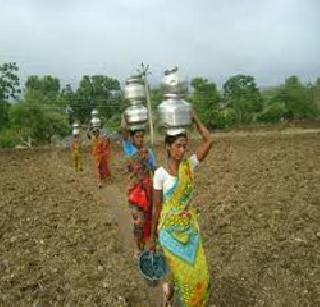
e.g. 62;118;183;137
165;133;188;160
130;129;145;148
92;128;100;138
139;147;149;160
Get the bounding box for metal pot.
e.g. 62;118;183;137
72;128;80;136
161;66;188;95
125;104;148;127
91;109;99;117
72;123;80;135
91;116;101;128
158;97;192;128
125;75;146;101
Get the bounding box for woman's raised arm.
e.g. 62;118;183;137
193;111;213;162
121;113;130;141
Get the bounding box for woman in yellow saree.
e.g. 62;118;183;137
71;134;83;172
152;112;213;306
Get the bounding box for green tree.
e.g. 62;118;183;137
275;76;318;119
223;75;263;124
257;102;286;124
72;75;121;124
212;108;237;129
150;87;162;110
308;78;320;116
148;87;162;130
9;101;69;144
25;75;60;106
191;77;220;127
0;62;20;128
60;84;77;123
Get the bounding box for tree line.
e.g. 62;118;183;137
0;62;319;147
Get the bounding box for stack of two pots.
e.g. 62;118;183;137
158;67;192;136
124;75;148;131
91;109;102;130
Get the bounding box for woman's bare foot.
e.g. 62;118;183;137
162;282;174;307
133;249;141;260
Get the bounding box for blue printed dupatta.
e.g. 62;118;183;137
158;158;200;265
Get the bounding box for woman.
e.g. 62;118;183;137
70;133;83;172
121;114;156;169
122;116;156;258
89;128;111;188
151;112;213;306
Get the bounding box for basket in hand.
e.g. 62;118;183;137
139;250;167;287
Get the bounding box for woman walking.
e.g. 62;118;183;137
70;133;83;172
122;115;156;258
151;112;213;306
89;128;111;188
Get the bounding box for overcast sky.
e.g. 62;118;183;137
0;0;319;88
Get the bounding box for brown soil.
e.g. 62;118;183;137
0;132;319;306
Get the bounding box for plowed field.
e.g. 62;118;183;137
1;132;319;306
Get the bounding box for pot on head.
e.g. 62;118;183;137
158;96;192;129
124;104;148;129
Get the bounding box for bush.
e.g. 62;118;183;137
257;102;286;124
212;108;237;129
9;102;70;144
0;129;20;148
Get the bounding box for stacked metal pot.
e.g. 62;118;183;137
158;67;192;135
124;75;148;130
91;109;102;130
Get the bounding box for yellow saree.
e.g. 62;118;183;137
71;141;83;172
159;158;209;306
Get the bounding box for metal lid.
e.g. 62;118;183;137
166;128;186;136
129;124;146;131
164;66;178;76
163;93;183;99
125;75;144;85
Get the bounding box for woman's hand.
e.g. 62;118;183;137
192;110;205;131
191;110;199;124
121;114;130;140
192;109;213;162
148;237;156;251
148;232;158;251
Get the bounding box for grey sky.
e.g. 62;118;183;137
0;0;319;88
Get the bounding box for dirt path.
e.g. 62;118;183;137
107;183;163;307
73;151;163;306
0;147;165;306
